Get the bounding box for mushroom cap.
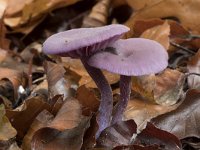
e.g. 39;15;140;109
42;24;129;58
88;38;168;76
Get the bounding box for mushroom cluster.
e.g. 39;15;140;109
42;24;168;138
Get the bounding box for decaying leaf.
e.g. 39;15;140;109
6;95;51;139
76;85;100;114
134;122;182;150
0;67;27;101
0;0;7;19
140;21;170;50
24;98;84;149
152;89;200;139
126;0;162;11
4;0;80;33
49;98;83;130
0;104;16;141
31;116;91;150
62;57;119;88
124;97;181;130
22;110;54;150
132;68;185;105
125;0;200;37
187;50;200;89
82;0;111;27
44;61;79;100
96;120;137;148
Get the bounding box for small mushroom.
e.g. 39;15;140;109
42;24;130;137
87;38;168;125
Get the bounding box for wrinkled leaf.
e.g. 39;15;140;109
125;0;200;37
49;98;83;130
76;85;100;114
152;89;200;139
62;57;119;88
0;104;16;141
6;95;51;139
124;97;180;130
31;116;91;150
132;69;185;105
22;110;54;150
140;21;170;50
134;122;182;150
96;120;137;148
187;50;200;89
44;61;78;100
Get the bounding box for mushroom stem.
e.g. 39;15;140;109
81;58;113;138
111;75;131;125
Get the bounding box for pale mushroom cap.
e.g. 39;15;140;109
88;38;168;76
42;24;130;58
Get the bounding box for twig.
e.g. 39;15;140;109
170;41;195;55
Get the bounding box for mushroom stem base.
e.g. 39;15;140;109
112;75;131;125
81;58;113;138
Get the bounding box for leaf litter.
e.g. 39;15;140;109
0;0;200;149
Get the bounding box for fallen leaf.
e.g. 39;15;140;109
0;104;16;141
44;61;79;100
4;0;80;33
62;57;119;88
49;98;83;130
82;0;111;27
76;85;100;114
0;67;27;101
96;120;137;148
31;116;91;150
187;50;200;89
124;97;180;130
140;21;170;50
132;68;185;105
152;89;200;139
0;0;7;19
125;0;200;37
134;122;182;150
126;0;162;11
22;110;54;150
6;95;51;139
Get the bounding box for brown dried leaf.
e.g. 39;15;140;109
125;0;200;37
134;122;182;150
187;50;200;89
140;21;170;50
0;104;16;141
62;57;119;88
22;110;54;150
0;49;7;63
152;89;200;139
96;120;137;148
31;116;91;150
126;0;162;11
82;0;111;27
6;95;51;139
132;69;185;105
76;85;100;113
0;0;7;19
0;67;27;100
4;0;80;33
44;61;79;100
124;97;180;130
49;98;82;130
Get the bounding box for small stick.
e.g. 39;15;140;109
170;41;195;55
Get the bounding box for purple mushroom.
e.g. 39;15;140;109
88;38;168;125
42;24;130;137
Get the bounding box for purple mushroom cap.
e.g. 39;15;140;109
88;38;168;76
42;24;130;58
